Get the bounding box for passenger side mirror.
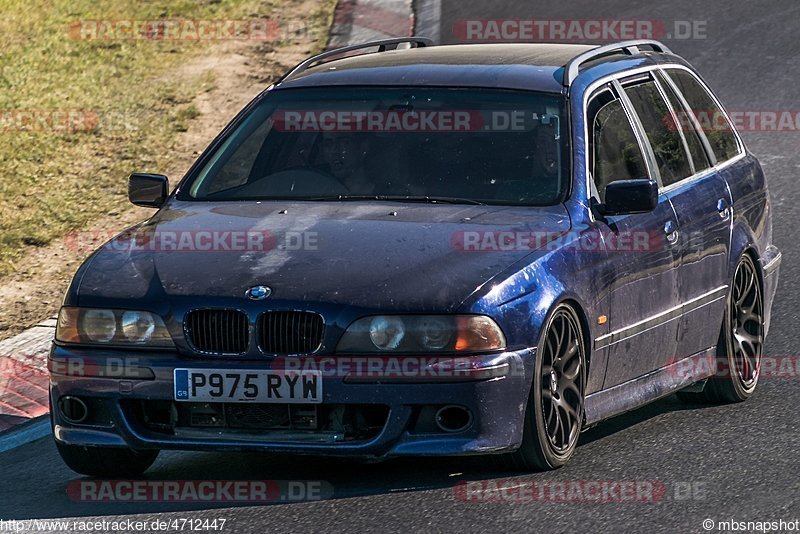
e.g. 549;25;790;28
128;173;169;208
598;179;658;216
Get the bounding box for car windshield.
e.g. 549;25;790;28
182;87;569;206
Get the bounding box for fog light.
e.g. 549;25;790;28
435;405;473;433
59;396;88;424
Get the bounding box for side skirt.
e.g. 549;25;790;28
584;347;716;426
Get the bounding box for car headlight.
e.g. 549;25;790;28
337;315;506;353
369;316;406;350
56;307;174;347
121;311;158;343
82;309;116;342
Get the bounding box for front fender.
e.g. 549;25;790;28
458;243;608;396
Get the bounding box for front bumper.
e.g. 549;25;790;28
49;347;534;459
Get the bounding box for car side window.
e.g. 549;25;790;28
665;69;741;163
624;79;693;187
588;89;648;202
654;70;711;173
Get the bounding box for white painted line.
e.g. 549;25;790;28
0;416;50;453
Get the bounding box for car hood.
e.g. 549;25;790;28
77;201;570;312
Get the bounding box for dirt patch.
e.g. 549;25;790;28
0;0;333;340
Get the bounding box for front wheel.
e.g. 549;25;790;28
55;442;159;477
500;304;586;471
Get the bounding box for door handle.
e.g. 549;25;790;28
717;198;730;220
664;220;680;246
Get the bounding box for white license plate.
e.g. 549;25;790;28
173;369;322;403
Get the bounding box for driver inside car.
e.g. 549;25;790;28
495;120;562;204
318;131;374;194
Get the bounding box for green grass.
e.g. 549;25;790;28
0;0;334;277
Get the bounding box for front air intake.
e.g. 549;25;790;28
258;311;324;355
184;309;249;355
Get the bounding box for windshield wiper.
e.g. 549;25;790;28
308;195;487;205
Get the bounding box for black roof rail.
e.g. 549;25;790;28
563;40;673;88
278;37;433;84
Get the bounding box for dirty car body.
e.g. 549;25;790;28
50;39;781;475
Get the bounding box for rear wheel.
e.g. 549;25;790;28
55;442;159;477
500;304;586;471
678;254;764;404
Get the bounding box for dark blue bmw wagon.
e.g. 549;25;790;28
50;38;781;475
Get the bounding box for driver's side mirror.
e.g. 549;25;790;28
129;173;169;208
597;179;658;216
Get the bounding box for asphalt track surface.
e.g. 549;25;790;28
1;1;798;532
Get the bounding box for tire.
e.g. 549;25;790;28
499;304;586;471
55;442;159;477
678;254;764;404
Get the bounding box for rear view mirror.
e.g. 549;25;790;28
599;179;658;216
129;173;169;208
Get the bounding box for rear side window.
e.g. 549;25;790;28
624;80;693;186
588;89;648;201
666;69;741;163
654;70;711;173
